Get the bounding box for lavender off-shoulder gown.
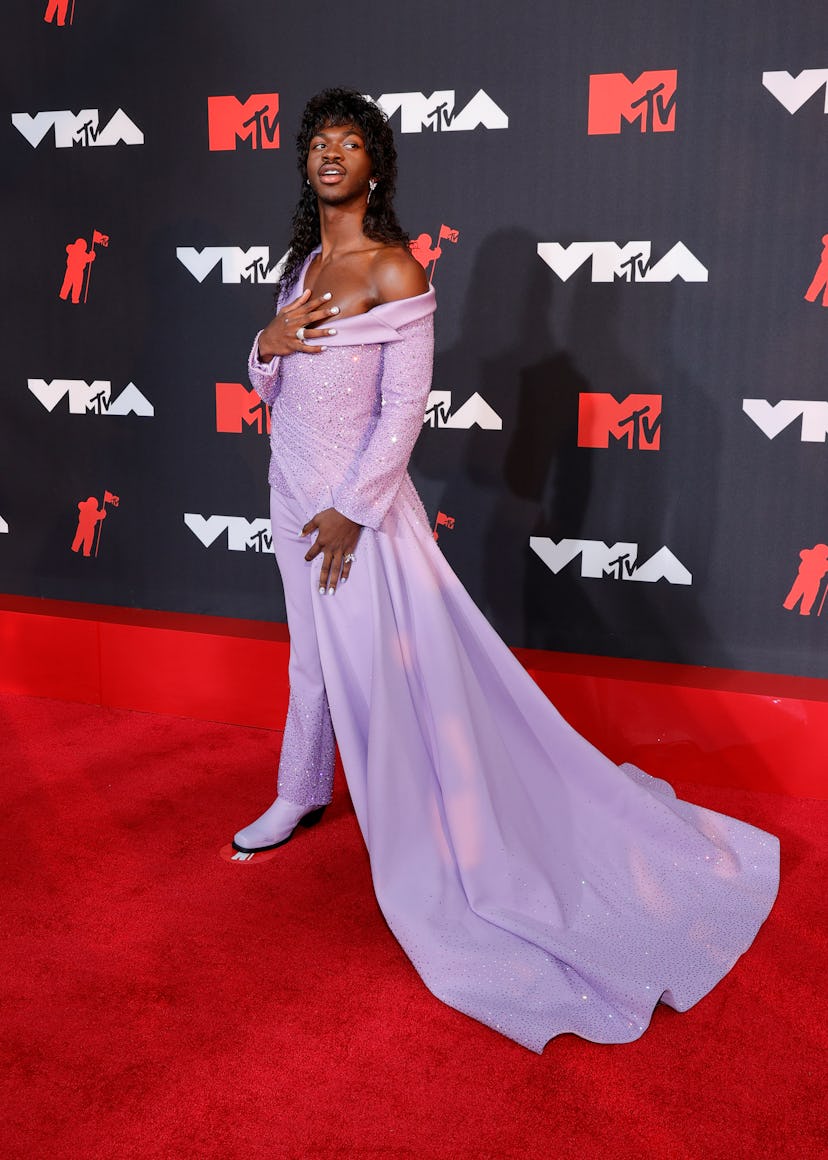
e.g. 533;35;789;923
248;252;780;1053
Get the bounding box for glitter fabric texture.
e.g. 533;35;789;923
249;291;436;533
275;688;335;808
248;250;780;1053
266;474;338;809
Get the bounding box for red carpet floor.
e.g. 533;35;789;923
1;693;824;1160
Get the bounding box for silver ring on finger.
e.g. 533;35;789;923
343;552;356;564
295;326;305;342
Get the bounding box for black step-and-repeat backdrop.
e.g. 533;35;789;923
3;2;828;678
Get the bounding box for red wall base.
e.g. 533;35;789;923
2;595;825;799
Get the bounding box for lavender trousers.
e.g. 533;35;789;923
270;486;337;809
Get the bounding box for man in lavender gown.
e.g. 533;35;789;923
229;89;780;1053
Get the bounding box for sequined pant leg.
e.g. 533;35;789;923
270;487;336;808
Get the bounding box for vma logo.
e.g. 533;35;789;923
578;393;662;450
762;70;828;114
216;383;270;434
0;515;8;534
424;391;502;430
588;70;677;135
177;247;282;284
12;109;143;148
370;90;508;133
208;94;279;151
538;241;707;283
530;538;691;584
743;399;828;443
28;379;154;416
184;514;273;553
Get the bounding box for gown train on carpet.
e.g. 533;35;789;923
248;256;780;1052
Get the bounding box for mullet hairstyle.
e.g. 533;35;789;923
274;88;410;305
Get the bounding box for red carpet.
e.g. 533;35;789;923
1;693;824;1159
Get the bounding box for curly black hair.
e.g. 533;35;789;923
274;88;410;305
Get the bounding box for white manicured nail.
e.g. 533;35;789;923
328;586;335;596
319;586;325;595
322;292;332;300
329;306;340;315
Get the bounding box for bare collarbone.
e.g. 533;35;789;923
304;244;428;320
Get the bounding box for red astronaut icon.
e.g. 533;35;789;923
44;0;73;26
410;224;459;283
410;233;442;269
782;543;828;616
71;496;106;557
59;230;109;304
71;490;119;557
60;238;95;304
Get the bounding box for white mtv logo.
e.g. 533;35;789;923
537;241;708;283
0;516;8;534
28;380;154;416
762;70;828;114
530;537;692;584
177;247;286;284
370;90;508;133
11;109;144;148
184;514;273;552
743;399;828;442
424;391;502;429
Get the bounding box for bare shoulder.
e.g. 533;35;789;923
372;245;429;303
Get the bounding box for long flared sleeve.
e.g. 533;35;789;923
331;313;435;530
247;330;282;405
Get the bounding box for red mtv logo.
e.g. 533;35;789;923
216;383;271;434
578;394;662;450
208;95;279;151
588;71;677;135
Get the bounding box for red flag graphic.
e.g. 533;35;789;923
432;510;456;540
438;224;459;244
103;490;119;506
92;230;109;247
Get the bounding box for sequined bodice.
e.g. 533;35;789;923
267;343;384;512
281;344;383;449
248;282;436;530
